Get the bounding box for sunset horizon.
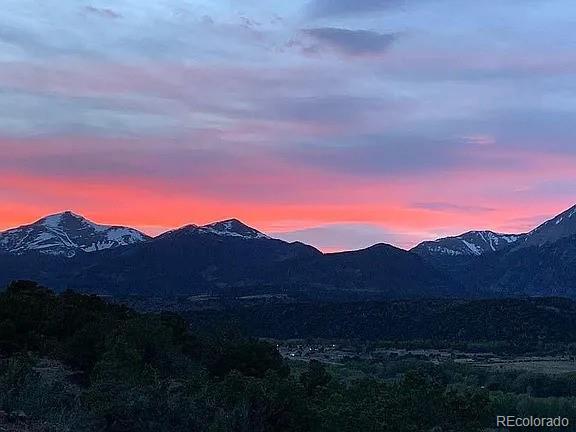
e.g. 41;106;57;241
3;1;576;252
1;200;574;252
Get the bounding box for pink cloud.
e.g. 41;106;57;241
2;132;576;250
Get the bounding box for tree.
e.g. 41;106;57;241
300;360;331;396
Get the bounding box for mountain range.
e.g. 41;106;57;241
412;204;576;258
1;204;576;300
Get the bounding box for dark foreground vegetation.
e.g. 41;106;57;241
3;282;576;431
0;281;492;432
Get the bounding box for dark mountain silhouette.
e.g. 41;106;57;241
0;213;458;299
3;203;576;300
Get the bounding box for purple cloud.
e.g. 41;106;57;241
307;0;402;18
303;27;398;57
85;6;121;19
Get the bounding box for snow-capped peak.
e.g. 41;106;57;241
198;219;271;239
0;211;150;257
412;230;524;258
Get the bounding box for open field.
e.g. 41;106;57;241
474;359;576;375
278;341;576;376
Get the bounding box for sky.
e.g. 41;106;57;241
1;0;576;251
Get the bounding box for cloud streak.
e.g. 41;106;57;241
84;6;121;19
303;27;398;57
306;0;402;18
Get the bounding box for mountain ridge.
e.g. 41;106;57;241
3;204;576;300
0;212;278;258
0;211;458;300
5;202;576;258
412;203;576;260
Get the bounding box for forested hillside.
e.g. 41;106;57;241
0;281;489;432
184;298;576;354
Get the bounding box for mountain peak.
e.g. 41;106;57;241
204;218;241;228
37;211;105;231
0;211;150;257
205;218;249;230
199;219;270;239
40;210;82;221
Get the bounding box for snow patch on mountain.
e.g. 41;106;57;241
462;239;483;256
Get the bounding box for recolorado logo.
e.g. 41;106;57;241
497;416;570;428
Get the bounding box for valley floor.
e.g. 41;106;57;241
277;341;576;374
